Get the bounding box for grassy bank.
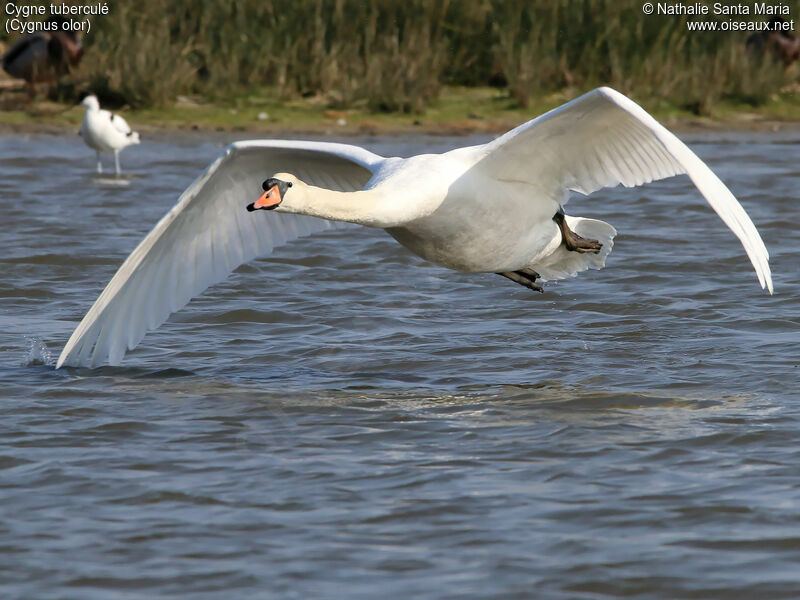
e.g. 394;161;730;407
3;85;800;136
2;0;800;119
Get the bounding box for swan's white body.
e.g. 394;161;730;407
80;95;140;175
57;87;772;368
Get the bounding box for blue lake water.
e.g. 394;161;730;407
0;130;798;599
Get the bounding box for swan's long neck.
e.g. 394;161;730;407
284;184;404;228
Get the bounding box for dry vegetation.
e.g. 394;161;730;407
2;0;798;114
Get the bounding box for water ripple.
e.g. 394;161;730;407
0;131;798;599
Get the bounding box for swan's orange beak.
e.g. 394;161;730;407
247;185;282;212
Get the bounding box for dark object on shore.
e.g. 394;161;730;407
746;16;800;66
1;17;83;93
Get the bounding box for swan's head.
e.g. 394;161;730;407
246;173;300;212
80;94;99;111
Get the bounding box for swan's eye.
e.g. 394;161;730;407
262;177;291;192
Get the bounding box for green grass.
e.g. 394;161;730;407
3;0;798;117
4;86;800;135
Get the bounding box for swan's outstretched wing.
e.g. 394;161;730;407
476;86;772;293
57;140;384;368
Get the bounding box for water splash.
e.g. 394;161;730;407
25;337;54;367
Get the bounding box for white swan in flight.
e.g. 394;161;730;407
57;87;772;369
80;94;141;175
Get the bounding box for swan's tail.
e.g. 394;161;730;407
533;216;616;281
128;131;141;145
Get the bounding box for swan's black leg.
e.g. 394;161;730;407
553;208;602;253
497;268;543;293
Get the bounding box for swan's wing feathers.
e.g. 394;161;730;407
479;87;772;293
57;140;383;368
483;88;683;194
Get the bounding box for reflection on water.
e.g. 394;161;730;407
0;131;799;599
90;176;132;187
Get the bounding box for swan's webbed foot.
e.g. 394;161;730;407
553;208;602;254
497;268;543;293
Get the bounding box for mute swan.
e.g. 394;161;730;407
1;17;83;93
57;87;772;369
80;95;141;175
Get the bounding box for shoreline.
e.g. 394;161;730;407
4;113;800;138
2;86;800;137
